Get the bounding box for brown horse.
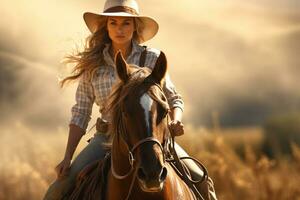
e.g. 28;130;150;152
103;51;196;200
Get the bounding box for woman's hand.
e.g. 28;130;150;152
55;157;71;179
54;124;84;180
168;120;184;136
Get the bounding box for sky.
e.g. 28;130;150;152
1;0;300;130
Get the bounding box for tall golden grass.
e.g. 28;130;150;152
1;123;300;200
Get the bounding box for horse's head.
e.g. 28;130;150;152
108;51;171;192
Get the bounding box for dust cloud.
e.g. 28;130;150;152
0;0;300;130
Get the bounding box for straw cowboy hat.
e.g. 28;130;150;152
83;0;159;43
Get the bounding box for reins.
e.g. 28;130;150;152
164;112;209;200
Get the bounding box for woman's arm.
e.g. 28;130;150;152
163;73;185;136
170;107;183;122
56;72;95;179
55;124;85;179
63;124;85;160
169;107;184;136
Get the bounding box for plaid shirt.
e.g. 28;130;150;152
70;41;184;130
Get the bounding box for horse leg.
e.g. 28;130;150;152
174;143;218;200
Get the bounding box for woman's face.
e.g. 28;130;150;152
107;17;135;46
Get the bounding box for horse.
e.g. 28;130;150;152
102;51;197;200
69;51;205;200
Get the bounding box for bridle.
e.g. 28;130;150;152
110;79;171;200
111;136;167;180
111;79;170;174
109;78;208;200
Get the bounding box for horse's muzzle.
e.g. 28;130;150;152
137;166;167;192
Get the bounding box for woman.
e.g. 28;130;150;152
44;0;217;199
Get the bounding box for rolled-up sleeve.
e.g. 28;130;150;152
163;73;184;112
69;72;95;130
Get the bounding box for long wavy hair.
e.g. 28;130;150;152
60;17;145;87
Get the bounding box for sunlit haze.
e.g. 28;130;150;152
1;0;300;129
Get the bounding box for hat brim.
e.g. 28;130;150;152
83;12;159;43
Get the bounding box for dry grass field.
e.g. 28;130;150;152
1;123;300;200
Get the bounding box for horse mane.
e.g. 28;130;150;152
104;64;169;142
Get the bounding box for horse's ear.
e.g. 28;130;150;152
150;51;167;84
115;51;129;83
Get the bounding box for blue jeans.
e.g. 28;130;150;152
43;133;108;200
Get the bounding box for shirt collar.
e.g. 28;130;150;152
102;40;144;67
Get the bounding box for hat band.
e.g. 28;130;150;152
104;6;139;16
